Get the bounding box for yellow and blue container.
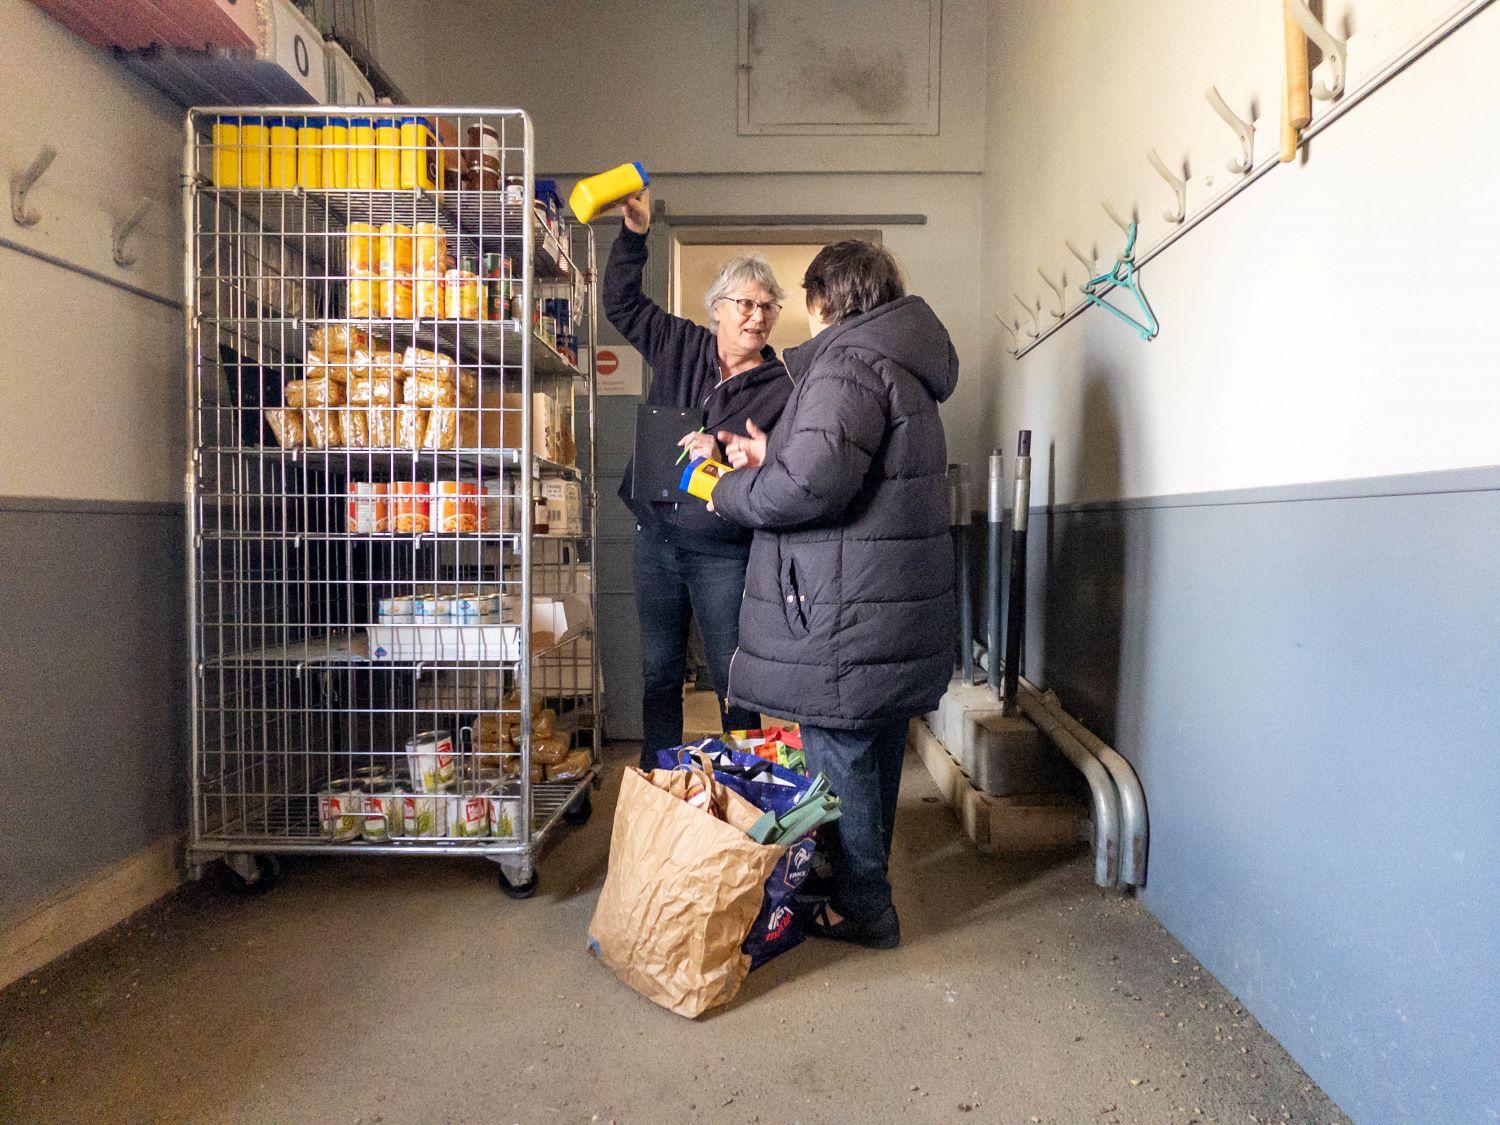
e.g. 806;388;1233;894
211;115;241;187
239;115;270;188
267;116;298;188
568;162;648;223
679;456;731;503
349;117;377;189
322;115;349;189
296;116;323;189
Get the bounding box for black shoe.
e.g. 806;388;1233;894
807;902;901;950
794;870;836;901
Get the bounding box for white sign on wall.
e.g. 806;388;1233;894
593;345;644;396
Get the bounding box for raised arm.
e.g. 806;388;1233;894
711;357;887;532
601;191;704;383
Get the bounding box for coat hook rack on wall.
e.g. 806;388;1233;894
1101;200;1133;235
1284;0;1347;99
1013;293;1039;339
1147;148;1187;224
1037;268;1067;319
1065;240;1097;283
112;198;152;267
994;310;1020;351
11;145;57;227
1205;86;1255;174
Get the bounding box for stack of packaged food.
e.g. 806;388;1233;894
474;696;592;787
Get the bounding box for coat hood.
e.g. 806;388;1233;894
784;295;959;404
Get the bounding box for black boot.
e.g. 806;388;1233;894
807;902;901;950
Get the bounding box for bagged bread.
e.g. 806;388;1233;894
402;347;478;399
403;374;462;408
533;708;558;738
308;323;370;358
502;755;545;784
303;406;344;450
420;405;478;450
264;407;305;449
474;712;506;749
368;404;398;448
546;750;592;783
397;404;428;450
348;372;401;406
283;377;345;409
531;734;571;767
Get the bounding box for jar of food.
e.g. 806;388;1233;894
267;117;298;189
443;254;482;320
391;481;432;533
296;116;323;189
321;115;349;189
532;478;550;535
413;222;446;319
398;116;438;191
349;117;377;189
239;116;269;187
378;222;414;319
503;175;525;206
211;115;240;187
374;117;401;190
464;123;501;191
346;221;379;319
435;481;481;533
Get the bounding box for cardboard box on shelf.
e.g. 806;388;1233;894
541;478;583;536
474;390;565;462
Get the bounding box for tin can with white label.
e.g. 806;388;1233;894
318;779;363;842
446;792;489;838
485;781;523;839
378;596;413;625
360;780;403;841
402;793;447;838
423;597;454;625
404;729;455;793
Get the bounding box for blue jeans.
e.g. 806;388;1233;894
802;719;910;925
634;528;760;769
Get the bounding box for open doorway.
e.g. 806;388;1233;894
669;227;882;354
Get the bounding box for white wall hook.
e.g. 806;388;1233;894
993;311;1019;350
1147;148;1187;224
1101;200;1133;235
1066;240;1098;282
1284;0;1347;100
111;198;152;267
1205;86;1255;174
1038;267;1066;319
11;145;57;227
1013;293;1039;339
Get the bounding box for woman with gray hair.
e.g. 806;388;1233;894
604;189;794;768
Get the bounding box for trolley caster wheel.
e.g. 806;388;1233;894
562;793;592;827
498;870;539;899
222;854;280;895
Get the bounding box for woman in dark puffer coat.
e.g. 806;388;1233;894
709;240;958;949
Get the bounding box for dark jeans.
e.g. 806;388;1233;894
802;718;910;925
634;528;760;769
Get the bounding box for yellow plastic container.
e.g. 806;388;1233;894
398;117;436;191
239;116;270;188
568;162;648;223
350;117;377;189
297;117;323;189
679;456;730;502
322;116;349;189
211;116;240;187
268;117;298;189
375;117;400;190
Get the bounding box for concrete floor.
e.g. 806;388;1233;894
0;741;1347;1124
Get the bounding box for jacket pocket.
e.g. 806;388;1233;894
780;553;811;637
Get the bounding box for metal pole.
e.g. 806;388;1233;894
986;448;1003;694
1001;430;1031;715
950;463;973;683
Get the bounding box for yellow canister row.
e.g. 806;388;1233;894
210;115;441;192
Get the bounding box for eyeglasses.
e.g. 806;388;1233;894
718;296;782;319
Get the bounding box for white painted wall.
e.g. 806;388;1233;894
0;0;185;505
981;0;1500;504
375;0;988;174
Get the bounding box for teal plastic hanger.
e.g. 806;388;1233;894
1082;222;1159;342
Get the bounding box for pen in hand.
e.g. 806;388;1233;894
675;426;707;466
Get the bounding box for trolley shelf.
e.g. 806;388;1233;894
200;626;594;670
194;184;575;279
219;447;582;481
314;315;584;380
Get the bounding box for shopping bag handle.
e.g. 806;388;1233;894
681;749;730;818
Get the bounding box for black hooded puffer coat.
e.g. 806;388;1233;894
710;295;959;729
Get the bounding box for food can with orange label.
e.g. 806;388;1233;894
346;482;389;533
435;480;481;533
390;481;431;533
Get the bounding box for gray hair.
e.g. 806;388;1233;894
703;254;785;328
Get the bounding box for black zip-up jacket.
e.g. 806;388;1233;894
604;226;794;557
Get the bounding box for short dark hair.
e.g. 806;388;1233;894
802;240;905;323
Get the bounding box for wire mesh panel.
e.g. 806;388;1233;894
183;107;599;876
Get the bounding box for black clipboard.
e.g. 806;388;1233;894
631;404;705;502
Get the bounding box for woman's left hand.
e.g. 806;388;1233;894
678;430;720;463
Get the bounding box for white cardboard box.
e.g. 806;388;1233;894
259;0;327;103
324;39;374;106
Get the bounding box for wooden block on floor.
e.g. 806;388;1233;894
909;719;1085;854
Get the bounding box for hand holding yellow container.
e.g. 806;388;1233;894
568;162;649;223
679;456;732;503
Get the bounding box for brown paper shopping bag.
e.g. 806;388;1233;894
588;757;785;1018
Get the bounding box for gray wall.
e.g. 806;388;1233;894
0;500;188;924
1001;468;1500;1124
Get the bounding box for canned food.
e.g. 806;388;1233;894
347;482;389;533
447;792;489;838
353;765;388;784
391;481;431;534
402;793;447;838
404;729;455;793
422;596;454;624
318;779;363;842
453;591;499;625
378;596;414;625
435;480;481;533
360;781;403;842
485;782;523;838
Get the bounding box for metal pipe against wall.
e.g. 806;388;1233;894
986;449;1004;693
1001;431;1031;714
950;463;974;683
1031;683;1149;887
1016;685;1121;887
